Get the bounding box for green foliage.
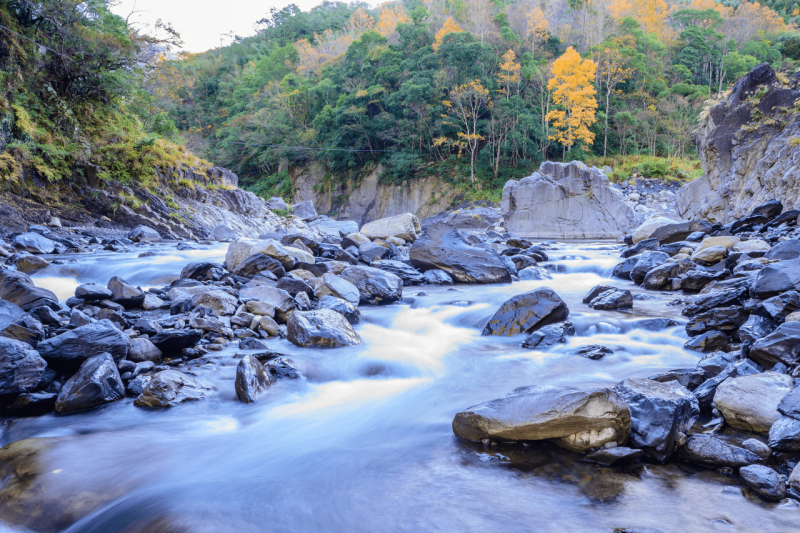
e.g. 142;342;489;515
248;169;292;200
587;155;703;183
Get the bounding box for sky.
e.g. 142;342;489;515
110;0;327;53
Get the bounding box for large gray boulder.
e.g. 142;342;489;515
340;265;403;305
311;274;360;305
54;353;124;414
134;370;210;408
452;385;631;452
483;288;569;336
292;200;317;221
502;161;636;238
613;378;699;462
107;276;145;308
0;301;25;332
677;434;762;468
371;260;425;285
235;354;274;403
752;259;800;298
749;322;800;369
410;222;511;284
126;225;161;243
0;269;59;311
739;465;787;501
0;337;47;397
713;372;792;432
11;233;56;254
360;213;421;243
36;320;130;367
287;309;362;348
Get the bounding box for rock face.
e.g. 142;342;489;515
678;63;800;222
713;372;792;432
613;378;699;462
410;222;511;284
502;161;637;238
54;353;124;414
482;288;569;336
286;309;362;348
452;385;631;452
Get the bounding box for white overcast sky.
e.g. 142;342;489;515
110;0;332;52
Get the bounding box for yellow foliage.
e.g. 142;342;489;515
497;49;521;96
608;0;670;39
433;17;464;51
545;47;598;151
377;3;409;37
526;7;550;55
295;8;376;74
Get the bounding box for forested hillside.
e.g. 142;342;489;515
149;0;800;198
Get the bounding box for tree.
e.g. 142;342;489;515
463;0;496;43
608;0;670;40
438;80;492;185
594;48;632;156
498;49;521;98
526;7;550;59
546;47;598;156
433;17;464;51
377;3;409;42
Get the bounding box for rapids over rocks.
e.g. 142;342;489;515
1;238;798;533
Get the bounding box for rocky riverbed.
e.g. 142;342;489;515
0;195;799;532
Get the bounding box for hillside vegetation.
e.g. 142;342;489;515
150;0;800;198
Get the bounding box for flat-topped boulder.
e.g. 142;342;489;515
483;288;569;336
360;213;421;243
502;161;636;238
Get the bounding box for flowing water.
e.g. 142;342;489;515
3;242;799;532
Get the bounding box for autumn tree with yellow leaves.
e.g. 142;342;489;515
433;17;464;51
437;80;492;185
546;47;598;156
497;49;521;98
594;48;632;156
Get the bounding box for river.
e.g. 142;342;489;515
2;240;798;532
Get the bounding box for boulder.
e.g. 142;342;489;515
693;359;761;411
235;354;274;403
342;233;372;249
180;262;224;281
107;276;145;308
684;331;729;352
764;239;800;261
226;239;296;272
680;269;727;291
340;265;403;305
738;315;777;344
582;447;643;466
0;337;47;397
264;357;301;380
571;345;614;360
308;217;358;238
258;315;280;336
732;239;771;253
128;338;162;363
232;253;286;279
630;251;669;284
316;295;361;325
75;283;113;301
4;391;57;416
286;309;362;348
739;465;786;501
357;242;390;262
696;236;739;252
126;225;161;243
292;200;317;221
371;260;425;285
612;378;699;462
482;288;569;336
749;322;800;369
642;263;680;290
36;320;130;367
754;291;800;321
134;370;210;407
238;286;296;323
246;300;275;317
691;245;727;264
517;267;552;280
648;220;712;245
54;353;124;414
423;269;453;285
11;232;56;254
791;463;800;493
410;222;511;284
752;199;783;219
0;300;24;331
0;269;59;310
360;213;421;243
452;385;631;452
676;434;762;468
587;288;633;310
768;416;800;451
612;257;638;280
501;161;636;238
633;217;678;244
276;274;315;298
310;273;360;305
685;307;748;337
521;321;574;349
210;225;238;241
266;196;288;211
141;293;166;311
648;368;707;391
8;252;50;274
713;372;792;432
752;258;800;299
150;329;203;352
621;238;659;258
683;286;749;316
190;290;238;316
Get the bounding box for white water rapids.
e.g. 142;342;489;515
1;241;798;532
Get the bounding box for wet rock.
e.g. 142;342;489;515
277;274;315;298
648;220;712;245
482;287;569;336
69;308;93;327
749;322;800;369
54;353;124;414
583;285;615;304
684;331;729;352
128;337;162;363
693;359;761;411
180;262;224;281
190;290;238;316
0;337;47;397
0;269;59;310
588;288;633;310
239;286;296;323
683;286;749;316
612;257;638;280
239;338;268;350
642;263;680;290
264;357;301;380
75;283;113;301
126;225;161;243
621;238;659;259
361;213;421;243
134;370;210;407
339;265;403;305
582;447;643;466
226;238;297;272
517;267;552;280
764;239;800;261
150;329;203;352
452;385;631;452
232;253;286;279
235;354;274;403
685;307;748;337
423;269;453;285
613;378;699;462
37;319;130;367
410;222;511;284
11;232;56;254
287;309;362;348
738;315;777;344
630;251;669;284
676;434;762;468
754;291;800;321
317;295;361;325
107;276;145;308
0;300;24;332
371;260;425;285
310;273;360;305
7;252;50;274
714;372;792;432
739;465;786;501
768;416;800;451
648;369;707;391
210;224;238;241
521;321;574;349
571;345;614;360
741;438;771;460
4;391;57;416
752;258;800;299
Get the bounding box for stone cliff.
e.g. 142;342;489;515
678;63;800;223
